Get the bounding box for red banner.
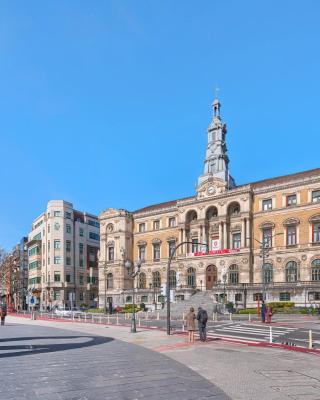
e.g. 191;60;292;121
187;249;240;257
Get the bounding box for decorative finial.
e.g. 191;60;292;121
213;86;221;117
215;85;220;100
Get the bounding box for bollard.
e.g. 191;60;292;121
100;315;102;324
107;314;110;324
269;326;273;343
157;312;160;320
229;312;232;321
182;322;185;332
116;314;119;325
182;312;185;321
84;313;87;323
309;330;313;349
138;318;141;327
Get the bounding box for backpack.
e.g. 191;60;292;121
200;310;208;324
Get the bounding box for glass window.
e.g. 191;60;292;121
53;291;60;300
89;232;100;241
232;233;241;249
235;293;242;302
79;243;84;254
168;241;176;258
139;272;146;289
79;292;84;301
54;240;60;249
312;190;320;203
54;211;61;217
187;267;196;287
285;261;298;282
65;212;71;219
262;199;272;211
79;258;84;268
139;223;145;233
153;220;160;230
66;224;71;233
54;222;60;231
153;243;160;261
192;238;199;253
138;245;146;262
54;256;61;265
169;217;176;227
108;246;114;261
66;256;71;266
66;240;71;252
312;223;320;243
79;228;84;237
79;274;84;285
311;259;320;281
47;225;50;233
48;240;50;251
280;292;290;301
66;274;71;283
141;295;148;303
169;270;177;288
229;264;239;284
152;271;161;288
253;293;263;301
287;194;297;206
54;273;60;282
126;296;132;303
262;228;272;248
263;263;273;283
287;226;297;246
107;273;113;289
48;257;50;265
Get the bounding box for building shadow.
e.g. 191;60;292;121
0;335;113;359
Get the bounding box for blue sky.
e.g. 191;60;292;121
1;1;320;250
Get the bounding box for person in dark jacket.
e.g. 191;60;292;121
0;306;7;326
261;300;266;323
196;307;208;341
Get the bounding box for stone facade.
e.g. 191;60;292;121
99;99;320;309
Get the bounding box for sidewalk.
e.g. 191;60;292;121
7;315;320;400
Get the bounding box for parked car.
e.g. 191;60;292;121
53;307;83;318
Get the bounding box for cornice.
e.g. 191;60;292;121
252;176;320;195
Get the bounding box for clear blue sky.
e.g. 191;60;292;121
1;1;320;250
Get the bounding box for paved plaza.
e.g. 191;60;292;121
2;316;320;400
0;322;229;400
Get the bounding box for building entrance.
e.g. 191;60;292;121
206;265;217;290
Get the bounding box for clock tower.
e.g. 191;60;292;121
197;96;235;195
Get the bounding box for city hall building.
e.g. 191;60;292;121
99;98;320;308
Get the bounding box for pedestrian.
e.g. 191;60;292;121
196;306;208;342
265;304;273;324
0;306;7;326
185;307;196;342
261;300;266;323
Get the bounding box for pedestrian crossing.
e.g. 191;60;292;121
197;322;298;343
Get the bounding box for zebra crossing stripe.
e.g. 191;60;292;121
214;327;291;336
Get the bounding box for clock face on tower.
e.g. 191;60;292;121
207;186;216;195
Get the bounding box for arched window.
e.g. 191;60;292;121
187;267;196;287
311;259;320;281
139;272;146;289
152;271;161;288
106;273;113;289
186;210;198;224
263;263;273;283
126;295;132;303
229;264;239;284
206;206;218;220
169;270;177;288
228;202;240;217
285;261;298;282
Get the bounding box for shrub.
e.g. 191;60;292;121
268;301;295;309
237;308;257;314
86;308;104;313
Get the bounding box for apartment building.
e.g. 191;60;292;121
27;200;100;310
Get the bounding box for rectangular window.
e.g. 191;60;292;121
79;292;84;301
28;261;40;270
262;199;272;211
54;273;60;282
88;220;100;228
139;223;145;233
235;293;242;302
65;240;71;252
287;226;296;246
89;232;100;241
312;190;320;203
253;293;263;301
54;240;61;249
87;276;98;284
48;240;50;251
79;274;84;285
54;256;61;265
108;246;114;261
66;274;71;283
28;246;40;256
232;233;241;249
168;241;176;258
48;257;50;265
33;232;41;241
54;211;61;217
65;211;72;219
28;277;41;285
66;256;71;266
287;194;297;207
79;243;84;255
48;225;50;233
308;292;320;300
280;292;290;301
139;245;146;262
66;224;71;233
153;220;160;230
313;223;320;243
153;243;160;261
79;227;84;237
263;228;272;248
53;291;60;300
79;258;84;268
192;238;199;253
169;217;176;227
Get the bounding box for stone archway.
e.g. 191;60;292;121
206;265;217;290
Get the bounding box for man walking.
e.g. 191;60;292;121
197;307;208;342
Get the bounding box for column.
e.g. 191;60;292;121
180;228;184;255
246;218;251;247
241;219;246;248
223;222;227;249
219;222;223;250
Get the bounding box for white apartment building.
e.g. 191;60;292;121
27;200;100;310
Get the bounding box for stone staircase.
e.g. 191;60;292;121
158;290;216;319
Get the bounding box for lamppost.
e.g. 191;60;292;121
167;241;208;335
124;259;142;333
98;261;109;314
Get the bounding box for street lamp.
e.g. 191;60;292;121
166;241;208;335
124;259;142;333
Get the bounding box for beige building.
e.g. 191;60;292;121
27;200;100;310
99;99;320;308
